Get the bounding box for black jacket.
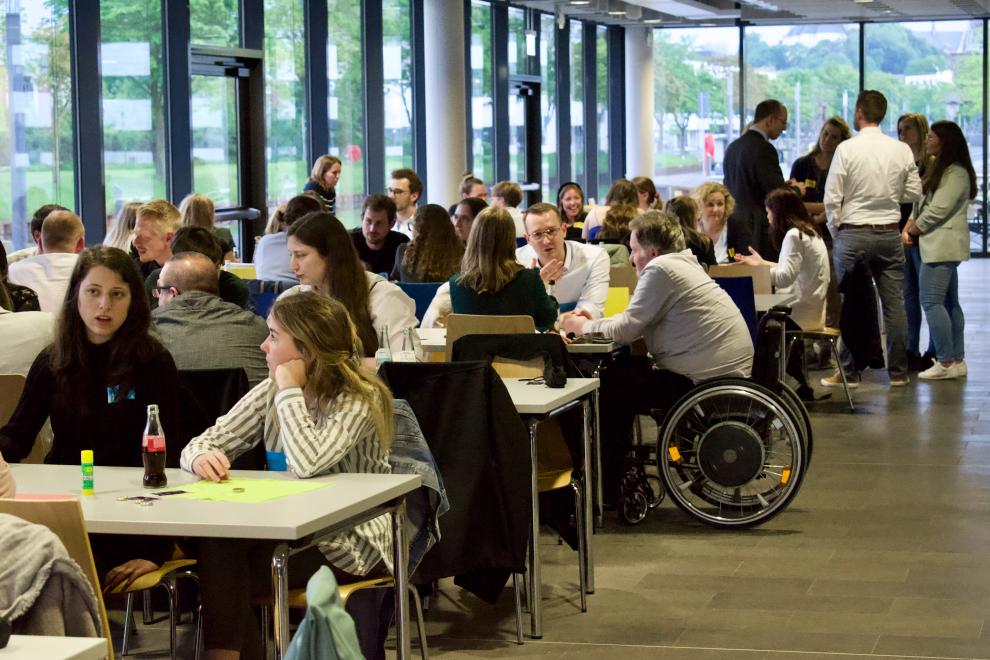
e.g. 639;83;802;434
378;361;531;603
723;129;786;260
839;253;885;371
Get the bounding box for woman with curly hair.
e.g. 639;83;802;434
691;181;751;263
391;204;464;282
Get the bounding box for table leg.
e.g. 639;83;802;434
392;500;411;660
271;542;290;660
581;398;595;594
592;387;604;530
526;418;542;639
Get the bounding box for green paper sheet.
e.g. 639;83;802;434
163;477;329;503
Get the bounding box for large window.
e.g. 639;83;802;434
653;27;739;200
470;0;494;185
569;19;585;192
865;21;985;251
540;13;558;202
508;7;527;77
263;0;306;211
745;24;860;182
596;24;609;200
327;0;365;227
191;76;238;207
383;0;414;185
100;0;166;230
190;0;239;47
0;2;75;250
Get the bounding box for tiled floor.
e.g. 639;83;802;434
117;259;990;659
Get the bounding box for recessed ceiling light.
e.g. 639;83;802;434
570;0;591;4
643;18;662;23
608;10;626;15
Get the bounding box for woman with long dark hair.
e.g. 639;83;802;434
582;179;639;239
904;120;976;380
557;182;588;239
665;196;716;268
392;203;464;282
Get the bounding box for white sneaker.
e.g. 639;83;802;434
918;362;957;380
949;360;968;378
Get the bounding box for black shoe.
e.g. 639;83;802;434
908;351;934;372
796;385;831;403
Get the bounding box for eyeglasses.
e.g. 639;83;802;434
386;187;409;196
528;226;562;241
151;285;178;299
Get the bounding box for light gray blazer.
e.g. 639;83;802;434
914;163;972;263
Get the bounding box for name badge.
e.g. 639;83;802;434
107;385;136;404
805;179;816;189
266;451;288;472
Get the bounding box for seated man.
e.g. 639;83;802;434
6;203;69;264
144;227;249;309
132;199;181;279
8;210;85;313
561;211;753;502
350;194;409;274
388;167;423;237
153;252;269;388
0;294;55;375
516;203;610;319
491;180;525;237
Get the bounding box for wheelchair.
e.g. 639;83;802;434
618;306;813;529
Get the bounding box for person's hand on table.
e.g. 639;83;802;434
532;258;565;287
103;558;160;595
192;450;231;483
275;358;308;390
734;246;765;266
560;309;593;336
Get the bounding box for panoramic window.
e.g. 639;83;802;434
470;0;494;186
264;0;306;211
383;0;414;187
327;0;366;227
540;13;558;202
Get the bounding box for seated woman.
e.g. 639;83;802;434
0;245;188;590
179;193;235;263
391;203;464;283
450;196;488;243
557;181;588;240
582;179;639;239
181;292;394;659
286;211;420;357
421;207;559;330
595;204;635;267
691;181;751;263
665;196;717;268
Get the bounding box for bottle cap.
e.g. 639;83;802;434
81;450;93;463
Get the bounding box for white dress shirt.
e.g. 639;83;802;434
771;228;829;330
823;126;923;233
7;252;80;313
515;240;610;318
583;249;753;383
395;217;415;238
0;307;55;374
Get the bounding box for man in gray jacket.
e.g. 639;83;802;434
153;252;269;387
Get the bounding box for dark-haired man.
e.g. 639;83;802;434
6;203;70;264
388;168;423;237
350;194;409;274
143;226;249;309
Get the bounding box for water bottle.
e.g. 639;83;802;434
374;325;392;366
142;404;168;488
394;327;417;363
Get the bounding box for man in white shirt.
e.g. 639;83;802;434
132;199;182;279
516;203;609;319
8;210;85;313
492;181;526;237
0;304;55;374
561;211;752;502
6;203;69;264
823;90;923;387
388;168;423;237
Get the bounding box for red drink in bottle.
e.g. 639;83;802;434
142;404;167;488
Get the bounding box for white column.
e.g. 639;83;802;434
624;27;654;180
424;0;468;206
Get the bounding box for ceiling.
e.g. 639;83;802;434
510;0;990;27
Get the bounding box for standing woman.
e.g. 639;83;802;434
897;112;935;369
904;120;975;380
691;181;750;263
286;211;420;357
557;182;588;239
179;193;235;263
632;176;663;212
303;155;342;213
392;204;464;282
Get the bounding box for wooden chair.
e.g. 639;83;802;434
0;497;115;660
444;314;535;361
608;266;638;293
786;326;855;412
708;263;772;295
0;374;47;464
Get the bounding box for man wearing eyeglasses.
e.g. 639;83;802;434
387;168;423;238
516;202;610;319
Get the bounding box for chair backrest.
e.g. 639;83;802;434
444;314;535;360
243;279;296;318
708;263;772;294
0;498;114;659
0;374;47;464
450;333;579;382
714;276;758;344
178;368;261;469
604;286;631;317
395;281;443;323
609;266;638;292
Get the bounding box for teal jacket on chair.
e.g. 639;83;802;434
284;566;363;660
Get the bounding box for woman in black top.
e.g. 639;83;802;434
302;155;342;213
0;241;40;311
789;116;850;218
0;246;188;591
665;196;717;268
557;181;588;240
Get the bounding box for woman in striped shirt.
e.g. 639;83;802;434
180;291;394;658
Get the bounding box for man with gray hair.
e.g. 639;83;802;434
561;210;753;502
152;252;269;387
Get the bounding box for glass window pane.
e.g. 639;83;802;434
191;76;238;207
383;0;413;186
653;27;739;201
101;0;166;232
328;0;365;228
0;2;75;250
745;24;859;185
508;7;526;77
865;20;984;253
190;0;239;48
508;91;525;184
470;0;493;185
596;25;609;201
264;0;306;212
540;13;558;202
570;20;584;189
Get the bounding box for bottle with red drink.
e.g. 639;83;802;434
142;404;167;488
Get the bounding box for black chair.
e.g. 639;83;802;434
177;368;264;470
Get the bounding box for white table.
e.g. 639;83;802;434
2;635;107;660
755;292;797;312
416;327;616;356
501;377;599;639
10;465;421;660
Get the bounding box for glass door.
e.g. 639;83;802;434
509;78;542;206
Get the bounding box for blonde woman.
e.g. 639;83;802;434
178;193;234;262
422;206;558;330
691;181;750;263
181;291;394;658
303;154;342;213
103;202;140;252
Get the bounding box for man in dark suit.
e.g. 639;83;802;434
722;99;790;261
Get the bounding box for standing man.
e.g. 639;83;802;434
822;90;923;388
350;194;409;274
722;99;790;260
388;168;423;237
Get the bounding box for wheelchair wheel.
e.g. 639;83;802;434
777;382;814;468
657;378;806;528
621;488;649;525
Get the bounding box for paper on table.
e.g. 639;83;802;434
165;477;329;503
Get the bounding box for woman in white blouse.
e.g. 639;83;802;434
181;292;394;658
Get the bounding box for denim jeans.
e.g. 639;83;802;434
833;227;908;378
919;261;965;363
903;244;923;353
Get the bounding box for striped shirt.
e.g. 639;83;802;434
180;379;393;576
